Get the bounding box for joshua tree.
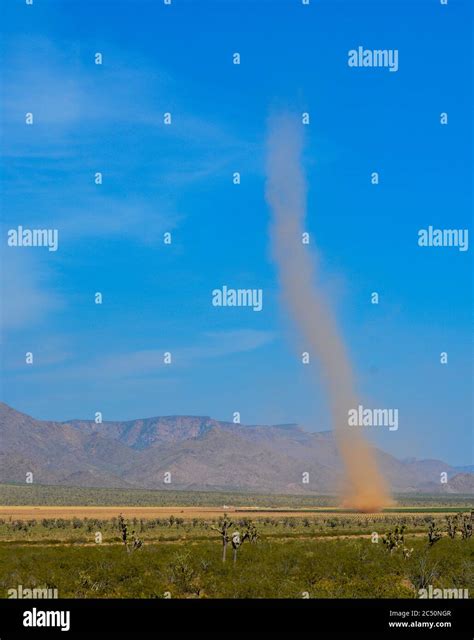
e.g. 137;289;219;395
130;531;143;551
427;520;442;547
211;514;233;562
232;527;258;563
446;515;459;539
243;521;259;544
382;525;406;554
382;525;413;558
118;514;128;546
118;513;142;553
460;512;473;540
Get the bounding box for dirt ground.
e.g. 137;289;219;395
0;505;448;520
0;506;327;520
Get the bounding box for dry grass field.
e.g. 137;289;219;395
0;486;472;599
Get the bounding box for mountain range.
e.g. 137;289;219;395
0;402;472;494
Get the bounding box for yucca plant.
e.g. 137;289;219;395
211;514;233;562
446;515;459;539
118;513;142;553
427;520;442;547
460;512;473;540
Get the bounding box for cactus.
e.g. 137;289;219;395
118;514;128;546
382;525;406;554
210;516;259;564
243;521;259;544
460;511;473;540
381;525;413;558
446;514;459;539
118;513;142;553
210;514;234;562
427;520;442;546
130;530;143;551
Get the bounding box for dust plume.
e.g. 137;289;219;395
265;113;391;512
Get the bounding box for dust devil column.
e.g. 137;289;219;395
265;112;391;512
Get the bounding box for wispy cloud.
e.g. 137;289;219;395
55;195;182;245
4;329;275;381
0;252;63;332
2;36;255;249
78;329;275;379
2;36;254;164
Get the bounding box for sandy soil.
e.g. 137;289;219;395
0;505;449;520
0;506;327;520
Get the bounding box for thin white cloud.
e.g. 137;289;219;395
2;36;254;163
5;330;276;381
90;329;276;378
55;195;182;245
0;251;63;331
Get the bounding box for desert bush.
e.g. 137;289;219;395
409;553;439;591
167;551;200;596
0;536;472;599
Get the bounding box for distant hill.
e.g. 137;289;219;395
412;472;474;495
453;465;474;475
0;403;471;494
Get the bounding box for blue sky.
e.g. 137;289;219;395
1;0;472;465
